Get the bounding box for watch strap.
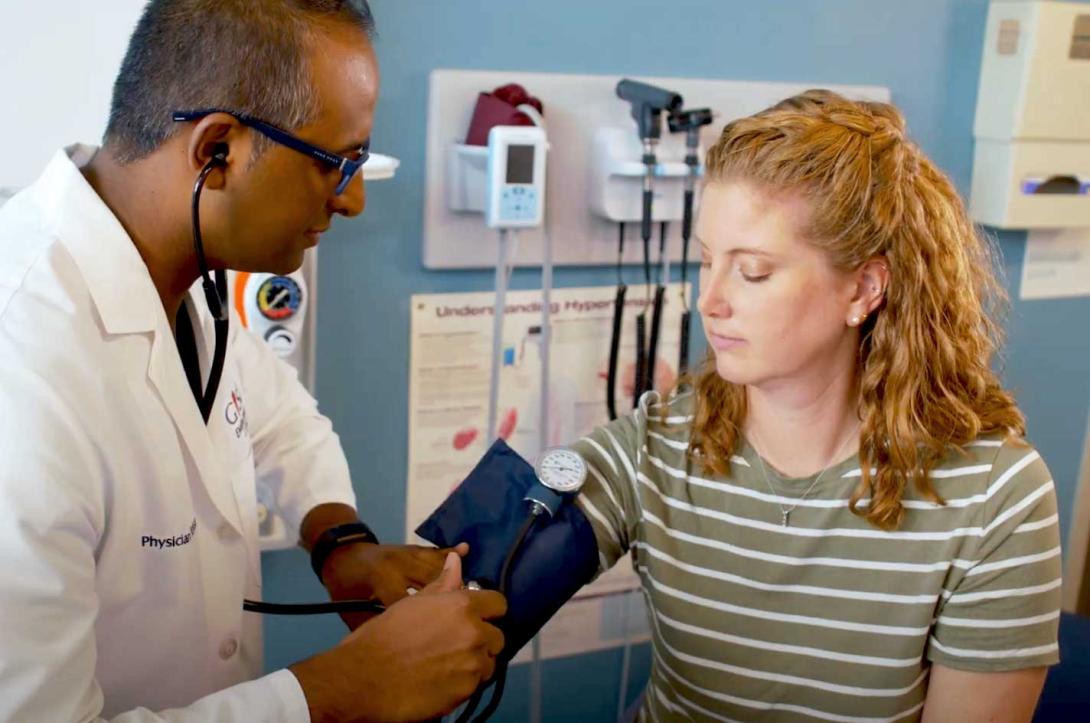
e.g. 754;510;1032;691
309;521;379;582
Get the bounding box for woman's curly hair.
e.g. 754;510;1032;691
689;89;1024;530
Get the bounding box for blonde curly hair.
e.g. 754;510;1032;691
689;89;1024;530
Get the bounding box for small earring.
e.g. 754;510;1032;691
850;314;864;326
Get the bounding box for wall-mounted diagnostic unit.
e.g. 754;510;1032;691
970;0;1090;228
485;125;548;228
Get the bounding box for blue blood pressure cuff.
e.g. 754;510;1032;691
415;440;600;658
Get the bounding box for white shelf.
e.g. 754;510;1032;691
423;69;890;269
362;152;400;181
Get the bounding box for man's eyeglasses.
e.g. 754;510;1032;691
172;109;369;195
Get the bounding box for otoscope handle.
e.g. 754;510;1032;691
641;188;653;247
682;189;695;248
606;285;627;421
679;310;691;377
634;313;647;406
647;285;666;393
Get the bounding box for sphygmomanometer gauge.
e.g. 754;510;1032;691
256;276;302;321
533;446;587;494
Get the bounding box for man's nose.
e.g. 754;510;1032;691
329;172;366;217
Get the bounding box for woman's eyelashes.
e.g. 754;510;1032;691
739;265;771;283
698;254;771;282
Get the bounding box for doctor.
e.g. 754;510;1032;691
0;1;505;721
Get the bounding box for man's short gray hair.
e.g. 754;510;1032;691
104;0;375;163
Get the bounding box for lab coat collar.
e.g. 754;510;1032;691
34;145;244;535
35;144;159;335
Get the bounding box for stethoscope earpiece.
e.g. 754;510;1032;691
211;143;229;167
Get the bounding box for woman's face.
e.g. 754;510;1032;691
695;180;863;390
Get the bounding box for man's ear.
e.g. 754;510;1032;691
184;113;246;191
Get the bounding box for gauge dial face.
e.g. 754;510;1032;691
256;276;302;321
534;447;587;493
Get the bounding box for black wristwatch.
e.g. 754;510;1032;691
309;521;380;583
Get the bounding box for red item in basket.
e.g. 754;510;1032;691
464;84;544;146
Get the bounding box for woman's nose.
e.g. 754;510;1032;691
697;269;730;318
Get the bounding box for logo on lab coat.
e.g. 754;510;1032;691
225;387;249;439
141;518;198;549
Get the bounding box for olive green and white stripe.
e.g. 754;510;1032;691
573;391;1061;722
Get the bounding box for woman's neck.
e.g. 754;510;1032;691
744;362;861;478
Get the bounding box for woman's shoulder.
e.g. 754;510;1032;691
944;432;1047;475
932;431;1053;512
637;388;697;436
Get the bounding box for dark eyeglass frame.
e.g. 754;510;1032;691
172;109;369;195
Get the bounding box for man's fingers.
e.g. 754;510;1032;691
420;552;463;594
409;544;468;586
433;543;469;561
412;546;448;563
481;623;505;657
403;559;445;587
469;590;507;619
478;654;497;684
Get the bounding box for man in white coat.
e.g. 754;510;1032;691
0;1;507;721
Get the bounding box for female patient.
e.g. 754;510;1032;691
573;90;1061;722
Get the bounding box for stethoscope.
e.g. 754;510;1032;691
186;149;384;619
187;147;229;425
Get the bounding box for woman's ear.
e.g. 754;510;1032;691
846;256;889;327
857;257;889;314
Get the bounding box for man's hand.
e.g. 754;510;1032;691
322;542;469;629
300;503;467;629
290;552;507;723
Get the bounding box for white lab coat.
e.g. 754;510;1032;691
0;146;358;721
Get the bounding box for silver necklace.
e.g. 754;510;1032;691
749;422;860;527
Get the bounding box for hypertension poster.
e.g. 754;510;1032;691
406;283;688;660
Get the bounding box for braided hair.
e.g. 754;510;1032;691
689;90;1023;530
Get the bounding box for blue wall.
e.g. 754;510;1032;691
262;1;1090;720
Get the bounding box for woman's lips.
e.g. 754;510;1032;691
707;332;746;351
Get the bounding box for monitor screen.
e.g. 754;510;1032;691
506;145;534;184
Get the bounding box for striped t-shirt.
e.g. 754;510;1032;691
572;391;1062;722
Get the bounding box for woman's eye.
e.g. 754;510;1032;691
740;270;770;283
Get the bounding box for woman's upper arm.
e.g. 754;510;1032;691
572;412;643;567
922;663;1047;723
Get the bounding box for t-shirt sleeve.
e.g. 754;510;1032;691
928;439;1062;671
570;404;647;573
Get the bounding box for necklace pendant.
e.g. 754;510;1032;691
781;510;790;527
